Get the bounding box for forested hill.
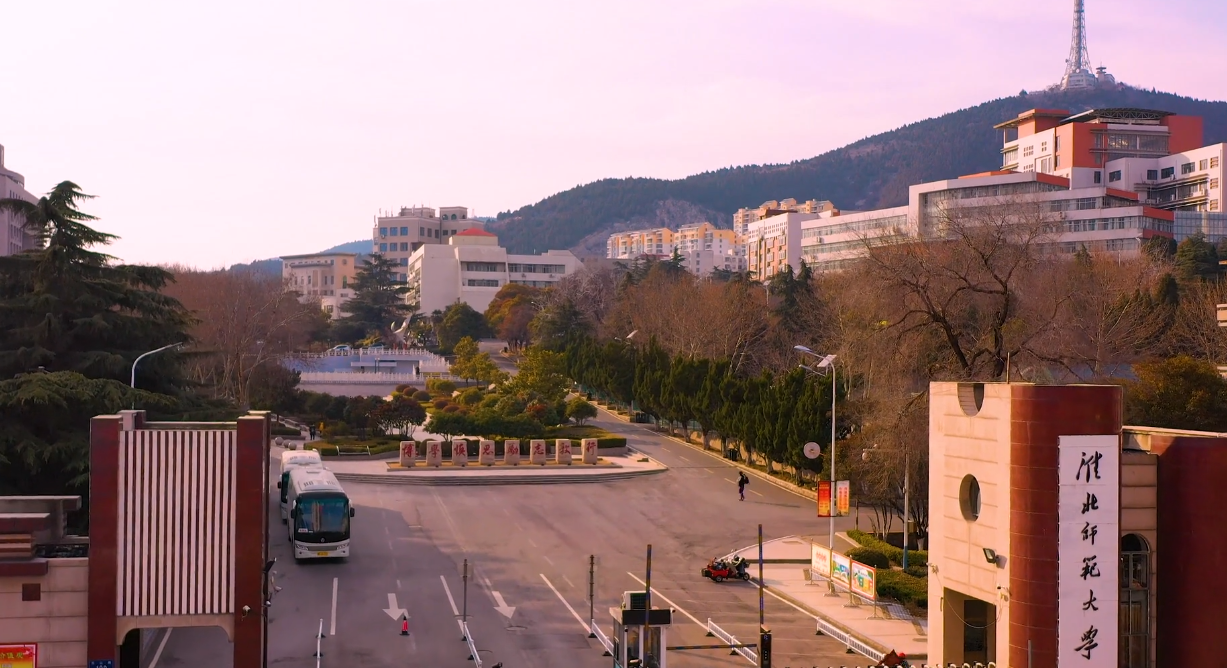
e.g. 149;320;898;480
489;87;1227;256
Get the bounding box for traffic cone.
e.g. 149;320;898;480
401;617;409;636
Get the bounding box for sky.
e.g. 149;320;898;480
3;0;1226;268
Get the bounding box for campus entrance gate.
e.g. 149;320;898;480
87;410;271;668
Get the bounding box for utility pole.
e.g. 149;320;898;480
588;555;596;638
461;559;469;639
644;545;653;666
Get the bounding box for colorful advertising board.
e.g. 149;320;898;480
835;480;851;516
0;644;37;668
816;481;832;517
810;543;831;579
831;552;851;587
850;561;876;600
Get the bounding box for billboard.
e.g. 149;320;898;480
0;644;37;668
835;480;851;516
816;481;832;517
850;562;876;600
831;552;851;587
811;543;831;579
1057;435;1119;668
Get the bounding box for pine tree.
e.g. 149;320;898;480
339;253;412;341
0;181;192;499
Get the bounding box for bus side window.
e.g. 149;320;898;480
350;507;355;517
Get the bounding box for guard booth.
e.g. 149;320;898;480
610;591;672;668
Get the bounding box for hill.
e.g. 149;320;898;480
489;87;1227;256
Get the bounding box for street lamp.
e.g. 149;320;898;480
795;345;838;585
862;444;910;569
131;342;185;389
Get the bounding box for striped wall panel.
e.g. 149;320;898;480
117;429;236;617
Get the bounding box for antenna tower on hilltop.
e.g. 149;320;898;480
1059;0;1113;90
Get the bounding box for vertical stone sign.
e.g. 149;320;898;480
556;439;573;465
399;441;417;468
425;440;443;468
1057;435;1119;668
582;438;598;464
504;439;521;466
452;440;469;467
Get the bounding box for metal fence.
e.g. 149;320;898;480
815;617;884;663
461;620;482;668
706;618;757;665
590;619;614;656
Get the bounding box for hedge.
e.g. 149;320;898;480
847;547;890;570
271;426;301;436
848;529;928;568
875;570;927;609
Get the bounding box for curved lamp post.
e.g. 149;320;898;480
131;342;185;389
795;345;838;590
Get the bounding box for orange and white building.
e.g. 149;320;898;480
605;222;745;276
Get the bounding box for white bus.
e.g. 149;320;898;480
286;467;353;561
277;450;323;523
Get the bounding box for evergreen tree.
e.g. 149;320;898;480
339;253;412;341
1174;233;1220;282
0;182;193;499
437;301;491;353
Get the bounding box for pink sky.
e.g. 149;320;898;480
3;0;1225;268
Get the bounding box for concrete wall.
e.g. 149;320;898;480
0;558;88;667
926;382;1013;667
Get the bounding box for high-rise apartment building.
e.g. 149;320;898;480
280;252;360;318
605;221;745;276
0;144;39;256
371;206;484;282
733;198;834;236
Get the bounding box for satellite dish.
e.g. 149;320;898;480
803;442;821;460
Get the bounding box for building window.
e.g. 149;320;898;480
1199;159;1209;171
379;227;387;237
1093;171;1102;184
959;475;981;521
379;243;388;252
461;261;506;272
1054;136;1061;151
400;226;408;235
1161;167;1175;179
1212;157;1220;169
1146;169;1159;180
1041;141;1048;153
1108;170;1122;183
1094;154;1103;166
400;257;408;266
1054;155;1062;168
390;227;398;236
1182;162;1196;175
420;226;425;236
466;279;499;287
1120;534;1150;668
400;243;408;251
1211;178;1220;190
1023;145;1034;158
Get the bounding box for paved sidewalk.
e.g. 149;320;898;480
725;535;928;662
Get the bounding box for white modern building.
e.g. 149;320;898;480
605;221;746;276
0;144;39;256
733;198;834;236
744;210;824;278
372;205;485;281
406;228;582;314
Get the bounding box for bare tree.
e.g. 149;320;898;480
162;267;325;407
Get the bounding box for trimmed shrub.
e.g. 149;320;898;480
443;405;461;413
847;547;890;570
875;570;927;608
903;564;929;579
426;378;456;394
848;529;928;568
271;426;300;436
395;384;413;394
458;387;483;406
412;390;432;402
596;437;628;448
433;399;450;410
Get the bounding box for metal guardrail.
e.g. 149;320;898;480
590;619;614;655
314;619;324;668
706;618;756;665
815;618;883;663
461;620;482;668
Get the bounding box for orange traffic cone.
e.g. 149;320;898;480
400;617;409;636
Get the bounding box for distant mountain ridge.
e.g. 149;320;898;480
488;87;1227;257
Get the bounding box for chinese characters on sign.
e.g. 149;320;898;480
835;480;851;516
1057;436;1118;668
811;543;832;579
0;644;37;668
816;481;832;517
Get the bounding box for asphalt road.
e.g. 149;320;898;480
151;408;863;668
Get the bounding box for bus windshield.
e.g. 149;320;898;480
294;494;350;541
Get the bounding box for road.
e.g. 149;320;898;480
152;408;862;668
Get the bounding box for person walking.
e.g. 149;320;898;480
737;472;748;501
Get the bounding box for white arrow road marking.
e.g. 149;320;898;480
476;570;516;619
383;592;408;620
